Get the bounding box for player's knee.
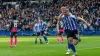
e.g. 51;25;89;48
11;35;13;37
60;35;63;37
68;39;73;44
73;39;78;45
15;34;17;38
11;36;13;38
15;36;17;38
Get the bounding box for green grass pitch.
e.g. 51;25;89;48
0;36;100;56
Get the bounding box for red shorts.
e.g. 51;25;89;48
59;28;64;33
11;27;18;32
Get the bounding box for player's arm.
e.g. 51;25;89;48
9;22;13;31
44;25;48;34
34;24;36;32
77;17;91;27
9;25;12;32
58;13;63;20
45;24;48;31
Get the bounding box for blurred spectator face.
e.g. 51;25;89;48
0;14;2;18
0;11;2;18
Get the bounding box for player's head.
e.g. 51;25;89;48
60;6;69;15
38;16;42;23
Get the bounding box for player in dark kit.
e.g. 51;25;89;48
10;16;18;48
57;20;64;43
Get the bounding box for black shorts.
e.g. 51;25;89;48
11;32;17;37
57;32;63;35
65;30;79;40
41;31;45;36
41;31;47;36
36;32;41;36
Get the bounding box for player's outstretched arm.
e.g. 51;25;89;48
78;17;91;27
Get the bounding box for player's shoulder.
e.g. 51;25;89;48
42;21;46;24
69;13;72;16
35;22;38;25
62;15;65;18
44;22;46;24
70;15;75;18
70;14;77;19
69;12;76;18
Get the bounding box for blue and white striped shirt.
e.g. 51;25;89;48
40;21;47;31
62;15;78;30
34;22;41;32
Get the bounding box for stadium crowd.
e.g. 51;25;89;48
0;0;100;32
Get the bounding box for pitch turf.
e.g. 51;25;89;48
0;36;100;56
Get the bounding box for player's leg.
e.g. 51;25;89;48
39;32;43;44
10;32;13;48
39;36;43;44
66;30;77;55
71;40;78;56
61;36;64;43
65;30;71;54
73;30;80;45
71;30;79;56
43;31;48;44
78;32;81;43
57;36;60;43
73;39;78;45
35;32;38;44
73;36;79;45
71;38;77;56
67;37;77;56
60;32;64;43
14;32;18;47
66;38;71;54
57;33;61;43
66;37;73;55
43;35;48;44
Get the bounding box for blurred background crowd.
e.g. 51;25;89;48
0;0;100;32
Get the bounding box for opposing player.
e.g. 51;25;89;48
57;20;64;43
34;18;43;44
58;7;91;56
39;17;49;44
10;16;18;48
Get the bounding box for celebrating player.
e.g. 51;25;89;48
10;16;18;48
58;7;91;56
